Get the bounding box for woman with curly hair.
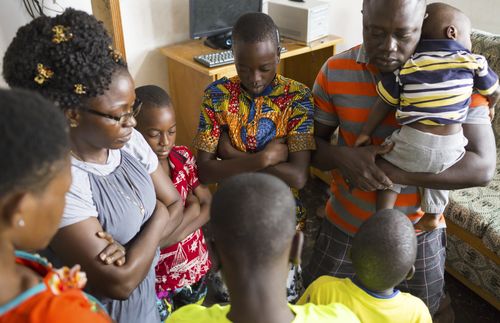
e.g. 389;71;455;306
3;9;183;323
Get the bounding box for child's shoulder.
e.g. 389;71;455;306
274;74;312;97
309;275;351;290
397;291;433;321
171;145;194;158
205;76;240;92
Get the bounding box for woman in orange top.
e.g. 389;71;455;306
0;89;111;323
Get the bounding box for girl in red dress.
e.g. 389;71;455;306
135;85;212;320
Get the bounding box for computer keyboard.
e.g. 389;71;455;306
194;47;287;68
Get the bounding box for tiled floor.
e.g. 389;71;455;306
300;177;499;322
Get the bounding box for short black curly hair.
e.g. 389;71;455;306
351;209;418;291
0;88;69;196
232;12;279;48
135;85;172;108
3;8;126;110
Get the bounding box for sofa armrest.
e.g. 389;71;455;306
471;30;500;145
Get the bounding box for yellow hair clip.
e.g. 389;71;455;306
52;25;73;44
108;45;123;63
74;83;87;95
34;63;54;85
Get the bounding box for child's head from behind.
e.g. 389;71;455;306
351;209;417;292
0;89;71;251
210;173;299;280
232;12;280;96
135;85;176;159
422;2;472;50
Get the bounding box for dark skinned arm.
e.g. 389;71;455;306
159;185;212;248
260;151;311;189
94;165;182;266
197;137;288;184
311;121;393;191
217;131;310;189
49;201;169;300
355;98;393;147
379;122;496;189
150;165;184;245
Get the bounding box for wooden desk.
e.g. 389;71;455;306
160;35;343;147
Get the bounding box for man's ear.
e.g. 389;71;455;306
446;25;458;40
289;231;304;266
406;265;416;281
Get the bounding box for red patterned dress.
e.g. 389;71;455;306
155;146;211;299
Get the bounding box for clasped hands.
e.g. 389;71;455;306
337;137;394;192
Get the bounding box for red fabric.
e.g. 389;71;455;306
155;146;211;295
1;254;111;323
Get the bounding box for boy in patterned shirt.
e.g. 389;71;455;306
193;12;315;303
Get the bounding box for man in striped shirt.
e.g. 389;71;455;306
355;3;499;231
304;0;497;318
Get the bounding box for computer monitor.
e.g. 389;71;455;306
189;0;262;49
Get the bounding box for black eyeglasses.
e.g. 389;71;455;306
80;98;142;124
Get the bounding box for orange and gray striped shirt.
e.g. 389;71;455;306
313;45;491;236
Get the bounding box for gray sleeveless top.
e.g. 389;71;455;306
86;151;160;323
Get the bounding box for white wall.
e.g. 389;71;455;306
0;0;92;88
428;0;500;33
120;0;364;91
120;0;189;90
324;0;363;52
323;0;500;53
1;0;499;89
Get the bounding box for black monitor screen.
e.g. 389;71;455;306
189;0;262;39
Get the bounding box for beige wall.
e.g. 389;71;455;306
120;0;189;90
1;0;499;89
428;0;500;34
0;0;92;88
119;0;500;90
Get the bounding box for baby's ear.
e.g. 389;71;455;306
406;265;416;281
289;231;304;266
446;25;458;40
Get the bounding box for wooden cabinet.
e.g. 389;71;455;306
160;35;343;147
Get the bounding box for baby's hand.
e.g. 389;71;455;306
414;213;440;232
489;107;495;121
354;134;371;147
